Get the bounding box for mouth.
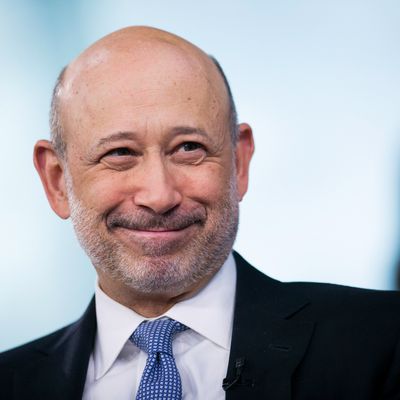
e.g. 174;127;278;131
111;222;200;253
118;225;194;239
105;209;206;253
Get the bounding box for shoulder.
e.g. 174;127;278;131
0;297;95;372
0;323;76;394
0;323;76;370
287;280;400;320
233;251;400;321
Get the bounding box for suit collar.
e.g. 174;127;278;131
14;298;96;400
225;252;314;400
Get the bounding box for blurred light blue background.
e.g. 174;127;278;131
1;0;399;352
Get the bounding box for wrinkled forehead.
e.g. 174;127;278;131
58;39;229;143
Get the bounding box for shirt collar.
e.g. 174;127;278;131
94;281;145;380
93;253;236;379
164;253;236;350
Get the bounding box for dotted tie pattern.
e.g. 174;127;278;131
130;318;188;400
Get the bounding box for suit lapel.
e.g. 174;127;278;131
14;298;96;400
225;253;314;400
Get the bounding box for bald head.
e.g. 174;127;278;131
50;26;238;158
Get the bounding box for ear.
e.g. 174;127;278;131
33;140;71;219
235;123;255;201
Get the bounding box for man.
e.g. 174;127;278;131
1;26;400;400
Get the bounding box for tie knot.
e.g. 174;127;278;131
130;318;187;356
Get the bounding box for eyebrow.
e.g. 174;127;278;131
169;126;209;138
92;126;210;150
95;131;138;148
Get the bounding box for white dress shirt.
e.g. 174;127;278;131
82;253;236;400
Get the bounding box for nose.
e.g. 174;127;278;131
132;156;182;214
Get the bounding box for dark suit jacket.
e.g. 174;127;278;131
1;252;400;399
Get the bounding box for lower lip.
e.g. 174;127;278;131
114;225;196;242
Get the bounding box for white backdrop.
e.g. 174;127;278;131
1;0;399;351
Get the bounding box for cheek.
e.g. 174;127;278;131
72;172;127;212
175;163;234;203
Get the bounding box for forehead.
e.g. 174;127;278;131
59;41;229;145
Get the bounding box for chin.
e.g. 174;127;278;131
98;251;217;296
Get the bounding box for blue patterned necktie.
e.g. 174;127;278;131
130;318;188;400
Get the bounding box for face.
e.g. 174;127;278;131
40;42;253;298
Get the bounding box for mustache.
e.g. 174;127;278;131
106;208;206;231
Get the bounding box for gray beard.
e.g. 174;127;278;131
66;172;239;296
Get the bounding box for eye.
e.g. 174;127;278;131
180;142;203;152
173;142;206;164
104;147;134;157
100;147;138;170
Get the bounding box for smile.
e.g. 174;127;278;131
112;223;199;245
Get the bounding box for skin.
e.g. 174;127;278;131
33;26;254;317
